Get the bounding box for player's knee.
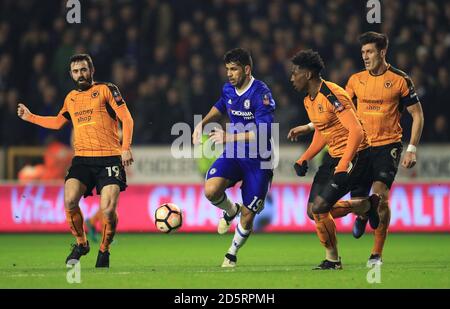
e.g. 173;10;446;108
311;203;322;215
373;185;390;217
204;184;223;202
311;197;330;214
64;195;80;209
101;205;116;219
100;197;117;217
372;182;389;201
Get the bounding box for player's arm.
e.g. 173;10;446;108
402;102;424;168
399;75;423;169
193;85;226;145
335;104;364;173
287;123;315;141
193;106;223;144
208;126;255;144
17;103;68;129
106;84;134;166
293;129;326;177
115;105;134;164
297;129;326;163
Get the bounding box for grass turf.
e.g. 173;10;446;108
0;233;449;288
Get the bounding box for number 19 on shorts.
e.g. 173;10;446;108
105;166;120;177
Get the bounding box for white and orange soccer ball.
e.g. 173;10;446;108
154;203;183;233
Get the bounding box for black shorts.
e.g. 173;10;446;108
351;142;403;197
308;147;371;206
65;156;127;198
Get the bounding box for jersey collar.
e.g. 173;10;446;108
235;76;255;96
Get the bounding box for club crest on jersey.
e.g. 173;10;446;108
384;80;393;88
263;94;271;105
91;90;99;98
333;100;344;112
228;99;232;105
244;99;251;109
318;104;324;113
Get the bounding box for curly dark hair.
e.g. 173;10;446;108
359;31;389;51
69;54;94;71
291;49;325;77
224;48;253;69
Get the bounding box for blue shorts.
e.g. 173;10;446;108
206;157;273;214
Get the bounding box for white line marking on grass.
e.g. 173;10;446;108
8;273;45;277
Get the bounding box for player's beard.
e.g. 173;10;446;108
73;75;93;91
235;74;247;89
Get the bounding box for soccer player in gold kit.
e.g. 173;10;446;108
290;50;380;269
18;54;134;268
288;32;424;267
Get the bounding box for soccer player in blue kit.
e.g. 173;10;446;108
192;48;276;267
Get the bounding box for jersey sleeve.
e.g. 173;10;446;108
335;107;364;168
399;75;420;107
105;83;127;110
345;74;357;100
328;89;353;114
58;98;71;121
28;98;69;129
298;129;326;163
324;87;362;172
104;83;134;150
247;90;276;145
254;91;275;125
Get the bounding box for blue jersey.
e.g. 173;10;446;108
213;77;276;161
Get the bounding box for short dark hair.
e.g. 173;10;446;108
359;32;389;51
69;54;94;71
291;49;325;76
223;48;253;69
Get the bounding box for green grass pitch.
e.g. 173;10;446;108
0;233;449;288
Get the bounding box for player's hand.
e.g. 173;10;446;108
294;160;308;177
333;171;349;189
208;127;228;144
17;103;31;121
192;122;203;145
287;125;313;142
121;149;134;167
402;151;417;169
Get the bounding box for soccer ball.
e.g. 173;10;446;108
154;203;183;233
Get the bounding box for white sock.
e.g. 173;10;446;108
212;194;237;217
227;222;251;256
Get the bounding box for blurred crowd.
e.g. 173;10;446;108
0;0;449;147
